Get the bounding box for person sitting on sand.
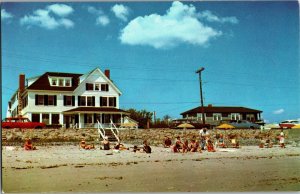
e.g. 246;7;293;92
172;136;183;153
199;128;209;150
102;137;110;150
217;134;226;148
164;136;172;148
189;139;199;152
24;138;36;150
230;136;240;148
80;139;86;149
207;139;216;152
79;139;95;150
114;142;129;151
84;143;95;150
143;140;152;153
182;139;189;153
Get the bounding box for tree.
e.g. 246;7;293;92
126;108;153;129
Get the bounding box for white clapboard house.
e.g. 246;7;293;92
6;67;130;130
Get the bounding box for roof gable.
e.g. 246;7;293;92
75;68;122;95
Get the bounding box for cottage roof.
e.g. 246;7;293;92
181;106;262;115
27;72;82;91
63;107;129;114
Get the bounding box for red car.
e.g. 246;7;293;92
279;120;299;129
1;117;46;129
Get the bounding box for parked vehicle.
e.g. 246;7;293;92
228;120;261;129
1;117;46;129
279;120;299;129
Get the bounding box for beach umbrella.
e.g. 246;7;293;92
291;124;300;129
216;123;235;130
177;123;195;136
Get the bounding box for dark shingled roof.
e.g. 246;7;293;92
27;72;83;91
63;107;129;114
181;106;262;115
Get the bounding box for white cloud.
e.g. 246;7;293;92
20;4;74;30
273;109;284;115
120;1;223;49
96;16;110;26
1;9;13;20
111;4;129;22
198;10;239;24
47;4;73;17
87;6;103;15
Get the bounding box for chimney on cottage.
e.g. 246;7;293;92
18;73;25;116
19;74;25;93
104;69;110;79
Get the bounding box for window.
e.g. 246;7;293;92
100;97;108;107
51;78;57;86
95;83;100;91
38;95;44;105
231;113;241;120
42;114;49;125
87;96;95;106
78;96;86;106
65;79;71;87
196;113;206;121
246;114;255;122
213;113;222;121
22;95;28;108
101;84;109;91
64;96;75;106
86;83;94;91
58;79;64;86
109;97;116;107
52;114;59;124
32;114;40;122
48;96;54;105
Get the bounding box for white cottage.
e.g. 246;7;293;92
7;68;129;129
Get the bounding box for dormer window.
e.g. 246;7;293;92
50;77;72;87
52;78;57;86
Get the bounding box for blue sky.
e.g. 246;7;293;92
1;1;299;123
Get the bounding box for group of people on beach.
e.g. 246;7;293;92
23;128;286;152
164;128;238;153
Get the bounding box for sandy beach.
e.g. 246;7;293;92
2;144;300;192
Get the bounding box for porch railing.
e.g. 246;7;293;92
110;119;120;142
97;120;106;140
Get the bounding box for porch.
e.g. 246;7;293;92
63;107;129;129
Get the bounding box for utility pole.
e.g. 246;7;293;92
196;67;205;125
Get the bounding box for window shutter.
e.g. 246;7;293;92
114;97;116;107
100;97;102;107
44;95;48;106
35;94;38;105
63;95;66;106
86;83;88;90
106;84;109;91
54;95;57;106
78;96;81;106
72;96;75;106
92;96;95;106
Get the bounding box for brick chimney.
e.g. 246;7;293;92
18;74;25;116
19;74;25;93
104;69;110;79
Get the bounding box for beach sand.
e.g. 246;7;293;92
2;145;300;192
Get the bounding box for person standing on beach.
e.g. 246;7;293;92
199;128;209;150
279;129;285;148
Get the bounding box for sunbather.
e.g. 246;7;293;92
172;136;183;153
207;139;216;152
164;136;172;148
24;138;36;150
188;139;199;152
102;136;110;150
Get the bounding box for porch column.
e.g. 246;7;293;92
79;113;81;128
59;114;64;126
110;114;112;123
49;113;52;125
39;113;42;123
100;113;102;123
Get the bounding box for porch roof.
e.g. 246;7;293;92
63;107;129;114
